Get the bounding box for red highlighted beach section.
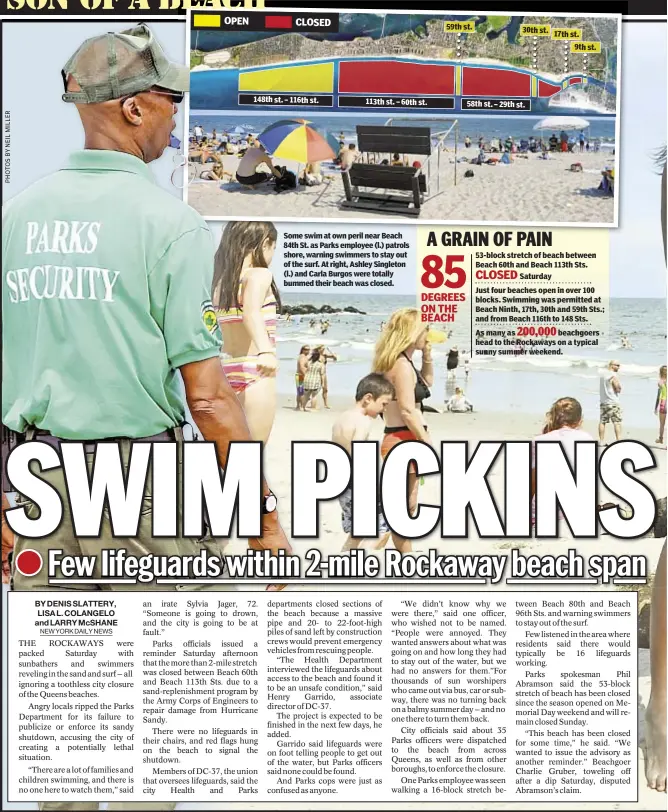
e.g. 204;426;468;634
538;79;562;97
462;66;531;97
338;61;455;95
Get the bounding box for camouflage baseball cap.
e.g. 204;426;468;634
61;23;189;104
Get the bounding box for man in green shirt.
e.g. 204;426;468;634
4;26;291;811
2;26;289;617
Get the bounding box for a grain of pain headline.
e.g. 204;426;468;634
4;0;263;10
4;439;658;541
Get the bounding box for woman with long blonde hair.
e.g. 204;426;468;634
213;221;281;443
372;308;433;553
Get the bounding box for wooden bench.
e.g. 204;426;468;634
342;164;427;216
341;125;432;216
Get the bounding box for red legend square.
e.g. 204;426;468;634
265;15;293;29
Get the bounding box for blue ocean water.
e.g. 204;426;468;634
190;113;616;147
274;294;664;428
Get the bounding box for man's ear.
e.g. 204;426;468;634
120;96;143;127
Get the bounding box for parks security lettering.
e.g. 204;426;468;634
4;221;120;304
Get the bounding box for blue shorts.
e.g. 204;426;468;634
339;488;389;537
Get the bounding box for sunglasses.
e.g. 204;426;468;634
150;88;185;104
120;88;185;106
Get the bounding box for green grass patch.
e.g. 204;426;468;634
488;15;511;30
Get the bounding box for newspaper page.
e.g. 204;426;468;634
0;1;666;811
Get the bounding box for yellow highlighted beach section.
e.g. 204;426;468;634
239;63;335;94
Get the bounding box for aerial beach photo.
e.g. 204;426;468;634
186;113;617;224
187;10;620;225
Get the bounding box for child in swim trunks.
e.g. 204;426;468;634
331;374;394;551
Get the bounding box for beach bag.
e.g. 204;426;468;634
274;167;297;193
464;169;474;178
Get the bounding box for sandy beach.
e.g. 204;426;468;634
187;147;615;225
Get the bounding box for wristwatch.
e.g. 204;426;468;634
262;491;278;514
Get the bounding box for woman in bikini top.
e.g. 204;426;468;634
212;221;281;444
371;308;434;554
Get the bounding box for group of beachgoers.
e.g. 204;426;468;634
294;344;337;411
599;358;667;447
188;124;260;182
189;125;331;189
463;130;610;171
466;130;598;155
189;123;611;192
204;225;665;554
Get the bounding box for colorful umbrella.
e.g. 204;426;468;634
258;119;335;163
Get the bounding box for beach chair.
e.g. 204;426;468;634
341;125;431;217
519;139;529;153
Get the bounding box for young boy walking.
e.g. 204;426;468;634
331;374;394;551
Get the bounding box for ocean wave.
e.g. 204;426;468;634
485;354;657;377
347;341;376;351
276;334;343;347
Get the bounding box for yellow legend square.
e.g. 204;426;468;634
193;14;221;28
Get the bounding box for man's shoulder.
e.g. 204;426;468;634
3;169;206;234
2;173;61;217
137;181;208;232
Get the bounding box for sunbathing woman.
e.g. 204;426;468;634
213;221;281;443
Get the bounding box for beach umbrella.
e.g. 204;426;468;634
326;132;343;155
258;119;336;163
533;116;590;131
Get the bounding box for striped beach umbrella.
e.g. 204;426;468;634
258;119;335;163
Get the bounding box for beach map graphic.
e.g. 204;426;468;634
190;13;618;117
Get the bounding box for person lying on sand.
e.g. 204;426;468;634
200;163;234;182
